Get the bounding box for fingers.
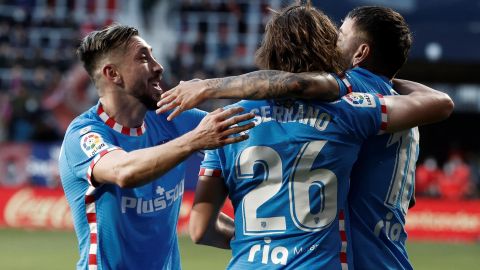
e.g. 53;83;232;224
157;101;180;116
222;122;256;137
219;112;255;130
156;100;179;115
157;92;175;108
214;107;245;120
166;106;184;121
222;134;250;145
160;89;173;99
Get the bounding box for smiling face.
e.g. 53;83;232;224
114;36;164;110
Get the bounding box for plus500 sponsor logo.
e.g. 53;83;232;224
247;237;289;266
120;180;184;214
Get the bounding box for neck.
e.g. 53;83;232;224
99;94;147;128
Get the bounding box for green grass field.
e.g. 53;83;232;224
0;228;478;269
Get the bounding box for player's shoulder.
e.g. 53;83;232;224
340;92;380;109
345;67;393;95
229;100;269;111
65;106;105;137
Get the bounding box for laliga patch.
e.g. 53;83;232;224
80;132;109;158
342;93;377;108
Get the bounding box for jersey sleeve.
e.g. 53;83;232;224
332;73;351;97
338;92;388;140
62;123;120;186
198;149;223;178
171;108;207;136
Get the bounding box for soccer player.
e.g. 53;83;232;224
157;5;453;270
58;24;254;270
181;3;450;269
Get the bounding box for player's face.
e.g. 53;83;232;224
337;17;362;69
119;36;164;110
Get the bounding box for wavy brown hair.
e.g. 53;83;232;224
255;1;343;74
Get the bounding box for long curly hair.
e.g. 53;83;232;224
255;1;343;74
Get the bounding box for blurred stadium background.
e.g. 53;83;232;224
0;0;479;269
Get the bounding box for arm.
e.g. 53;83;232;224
189;176;234;249
384;81;454;132
92;107;255;188
157;70;340;120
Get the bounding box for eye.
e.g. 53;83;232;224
139;54;148;62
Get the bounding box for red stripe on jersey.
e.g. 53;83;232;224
86;213;96;223
376;94;388;133
340;252;348;263
340;231;347;241
90;233;97;244
381;122;388;130
105;117;115;128
136;127;143;136
381;105;387;114
199;168;222;177
339;210;345;219
121;126;130;135
88;254;97;265
85;195;95;204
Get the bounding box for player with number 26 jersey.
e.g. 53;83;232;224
200;79;389;269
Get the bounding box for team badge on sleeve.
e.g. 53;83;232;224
80;132;109;158
342;93;377;108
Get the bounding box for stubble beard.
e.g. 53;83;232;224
138;91;160;111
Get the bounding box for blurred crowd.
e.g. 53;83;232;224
165;0;273;92
0;0;479;199
0;1;109;142
416;150;480;200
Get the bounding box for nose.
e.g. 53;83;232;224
153;59;164;75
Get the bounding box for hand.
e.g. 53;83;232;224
156;79;209;121
190;107;255;150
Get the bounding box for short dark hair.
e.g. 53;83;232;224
346;6;412;78
255;1;343;74
77;24;138;78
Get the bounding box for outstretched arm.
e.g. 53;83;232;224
157;70;339;120
92;108;255;188
189;176;234;249
385;80;454;132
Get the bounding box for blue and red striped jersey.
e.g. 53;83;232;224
59;102;206;270
344;67;419;270
200;77;387;270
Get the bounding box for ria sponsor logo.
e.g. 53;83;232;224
247;237;288;266
374;212;403;241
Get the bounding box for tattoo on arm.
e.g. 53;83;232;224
212;70;325;100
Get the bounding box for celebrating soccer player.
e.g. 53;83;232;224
58;25;255;270
159;2;453;270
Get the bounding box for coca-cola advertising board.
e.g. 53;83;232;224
0;187;73;229
1;187;478;243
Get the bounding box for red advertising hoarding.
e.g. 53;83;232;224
1;187;478;242
406;198;480;242
0;188;234;233
0;187;73;229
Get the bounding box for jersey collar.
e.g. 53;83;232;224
97;103;146;136
352;67;393;86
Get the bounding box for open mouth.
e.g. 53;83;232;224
151;81;163;92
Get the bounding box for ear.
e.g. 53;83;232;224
352;43;370;67
102;64;123;85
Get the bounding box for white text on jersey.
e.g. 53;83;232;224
250;104;331;132
120;180;184;214
248;237;288;265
